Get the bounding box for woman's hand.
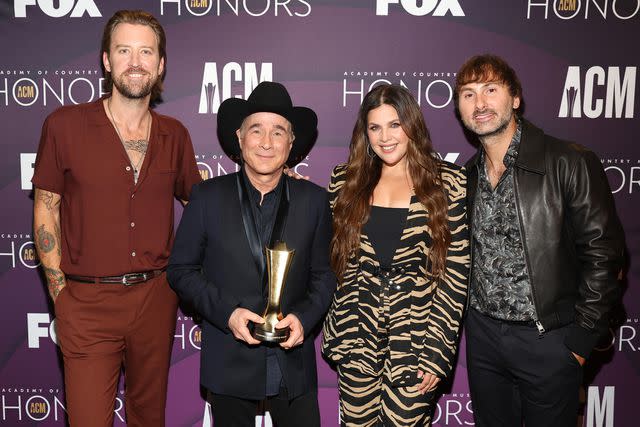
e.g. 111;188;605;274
416;370;440;394
283;167;309;180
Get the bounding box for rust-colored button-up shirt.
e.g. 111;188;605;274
32;97;202;277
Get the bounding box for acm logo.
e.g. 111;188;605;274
201;402;275;427
198;62;272;114
559;66;636;118
0;72;104;108
0;238;39;269
175;317;202;350
0;391;66;422
160;0;311;17
376;0;465;16
28;312;208;351
0;389;126;423
526;0;639;20
586;386;615;427
14;0;101;18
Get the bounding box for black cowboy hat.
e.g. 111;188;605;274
217;81;318;167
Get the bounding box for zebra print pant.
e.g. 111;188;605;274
337;335;435;426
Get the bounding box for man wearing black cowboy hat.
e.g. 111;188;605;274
167;82;335;426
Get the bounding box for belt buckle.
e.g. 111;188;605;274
122;272;146;286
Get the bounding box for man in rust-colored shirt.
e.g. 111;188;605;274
32;10;201;427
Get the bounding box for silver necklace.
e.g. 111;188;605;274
106;98;151;184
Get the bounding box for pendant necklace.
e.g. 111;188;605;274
106;98;151;184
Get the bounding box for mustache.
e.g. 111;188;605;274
124;67;148;74
473;109;496;118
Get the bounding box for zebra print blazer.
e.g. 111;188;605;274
321;161;470;386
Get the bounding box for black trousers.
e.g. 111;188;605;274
465;308;583;427
209;390;320;427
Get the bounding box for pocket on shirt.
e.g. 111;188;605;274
147;169;178;193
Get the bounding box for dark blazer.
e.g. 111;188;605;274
466;119;625;357
168;172;336;400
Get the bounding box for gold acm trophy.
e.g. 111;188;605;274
252;241;295;342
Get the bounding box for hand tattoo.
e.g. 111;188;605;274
123;139;148;154
36;224;56;254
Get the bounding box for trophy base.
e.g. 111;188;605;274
252;324;290;343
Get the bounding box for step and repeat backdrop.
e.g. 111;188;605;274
1;1;638;426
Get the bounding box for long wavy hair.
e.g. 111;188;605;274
330;84;450;281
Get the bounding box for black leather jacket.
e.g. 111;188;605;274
466;119;625;358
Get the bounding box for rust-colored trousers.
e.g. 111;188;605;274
54;275;178;427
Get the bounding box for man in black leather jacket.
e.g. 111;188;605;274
455;54;625;427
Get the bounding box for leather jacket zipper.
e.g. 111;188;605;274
513;170;545;336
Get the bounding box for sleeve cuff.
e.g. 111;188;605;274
289;309;310;337
564;323;600;359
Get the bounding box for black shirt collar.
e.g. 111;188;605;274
241;167;283;207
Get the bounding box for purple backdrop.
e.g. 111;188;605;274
1;1;638;426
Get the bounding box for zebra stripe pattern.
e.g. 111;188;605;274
323;161;470;426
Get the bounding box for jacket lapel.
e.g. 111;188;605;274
236;173;265;278
515;119;546;175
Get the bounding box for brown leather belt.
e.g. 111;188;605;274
66;269;165;286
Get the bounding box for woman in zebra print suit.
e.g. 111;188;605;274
322;84;470;426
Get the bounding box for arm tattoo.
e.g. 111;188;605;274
43;266;65;298
54;223;62;257
36;224;56;254
37;190;60;211
123;139;148;154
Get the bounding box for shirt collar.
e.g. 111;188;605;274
86;96;169;136
479;118;522;170
241;166;283;206
503;119;522;168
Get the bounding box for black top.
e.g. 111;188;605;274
241;168;284;396
363;205;408;268
242;168;283;249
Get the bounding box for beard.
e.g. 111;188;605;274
111;68;157;100
464;107;514;139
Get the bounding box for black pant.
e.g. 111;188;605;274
465;308;583;427
210;390;321;427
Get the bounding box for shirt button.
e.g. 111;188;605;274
130;222;135;228
131;251;136;257
395;285;401;291
131;193;135;199
126;166;131;172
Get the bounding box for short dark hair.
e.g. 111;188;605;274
101;10;167;103
454;54;523;113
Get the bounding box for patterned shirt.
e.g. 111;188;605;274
470;122;537;321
